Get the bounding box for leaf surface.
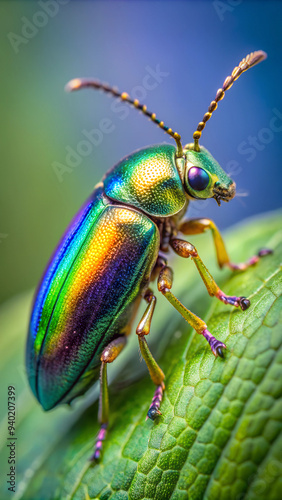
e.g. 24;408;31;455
0;211;281;500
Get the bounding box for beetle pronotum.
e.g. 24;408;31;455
26;50;272;460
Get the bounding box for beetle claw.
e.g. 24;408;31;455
211;340;226;357
147;407;162;421
258;248;273;257
239;296;250;311
216;345;225;358
89;451;100;462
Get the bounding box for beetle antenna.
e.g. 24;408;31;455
65;78;184;158
192;50;267;152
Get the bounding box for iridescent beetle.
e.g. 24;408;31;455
26;51;272;460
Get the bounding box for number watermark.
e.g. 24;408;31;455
7;386;16;494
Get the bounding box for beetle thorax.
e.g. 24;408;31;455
103;144;187;218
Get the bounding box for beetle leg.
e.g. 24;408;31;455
179;218;272;271
158;264;226;357
136;289;165;421
90;336;127;461
170;238;251;310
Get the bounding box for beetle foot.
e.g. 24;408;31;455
258;248;273;257
227;248;273;272
89;423;108;461
239;296;251;310
216;290;250;310
146;383;164;421
202;329;226;357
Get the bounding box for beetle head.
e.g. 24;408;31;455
182;145;235;206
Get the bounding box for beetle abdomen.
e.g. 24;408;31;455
27;189;159;410
104;145;186;217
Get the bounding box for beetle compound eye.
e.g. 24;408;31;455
188;167;210;191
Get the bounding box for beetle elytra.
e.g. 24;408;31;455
26;50;272;460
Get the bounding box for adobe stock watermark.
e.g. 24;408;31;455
7;0;70;54
235;457;282;500
225;108;282;178
186;108;282;218
52;64;169;183
213;0;243;21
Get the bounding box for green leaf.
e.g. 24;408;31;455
0;211;282;500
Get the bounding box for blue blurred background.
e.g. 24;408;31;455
1;0;281;305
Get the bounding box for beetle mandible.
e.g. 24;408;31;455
26;50;272;460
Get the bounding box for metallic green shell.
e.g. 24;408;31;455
27;185;159;410
104;145;186;217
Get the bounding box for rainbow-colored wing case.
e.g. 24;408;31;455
27;185;159;410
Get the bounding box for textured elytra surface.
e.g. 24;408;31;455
0;211;281;500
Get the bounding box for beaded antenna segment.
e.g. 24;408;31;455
66;78;184;158
192;50;267;151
